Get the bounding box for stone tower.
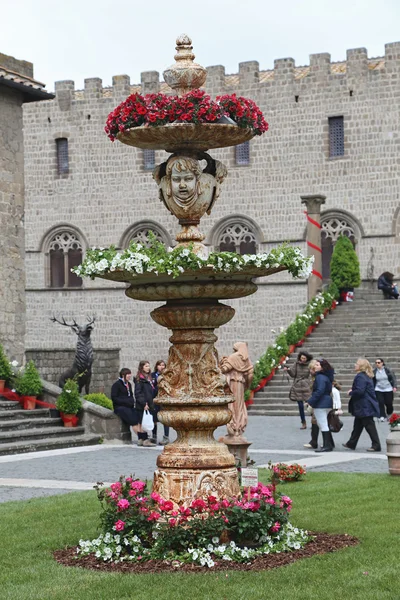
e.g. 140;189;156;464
0;53;53;361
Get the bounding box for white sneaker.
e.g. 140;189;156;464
379;417;386;422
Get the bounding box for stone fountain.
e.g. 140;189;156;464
88;35;304;506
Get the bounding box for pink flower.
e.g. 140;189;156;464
131;481;146;492
270;522;281;533
169;518;177;526
110;482;122;493
151;492;161;502
117;499;130;511
281;495;292;505
221;499;230;508
147;511;161;522
191;498;207;511
160;500;174;512
266;497;275;505
128;490;137;497
114;520;125;531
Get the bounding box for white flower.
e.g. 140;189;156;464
11;360;18;367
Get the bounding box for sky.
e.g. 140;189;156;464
2;0;400;92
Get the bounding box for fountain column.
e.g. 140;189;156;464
301;194;326;299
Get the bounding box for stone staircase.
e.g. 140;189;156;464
249;284;400;416
0;397;101;455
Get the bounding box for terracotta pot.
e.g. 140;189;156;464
22;396;36;410
0;380;5;393
288;345;296;355
387;426;400;476
61;413;79;427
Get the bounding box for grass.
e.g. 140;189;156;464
0;472;398;600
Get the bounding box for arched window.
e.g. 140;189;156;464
321;212;361;280
47;230;83;288
209;217;262;255
120;221;173;249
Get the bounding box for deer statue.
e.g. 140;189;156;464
51;316;95;394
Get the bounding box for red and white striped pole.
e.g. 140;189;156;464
301;194;326;300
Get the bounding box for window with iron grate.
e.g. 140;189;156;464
143;149;156;171
56;138;69;174
328;117;344;157
235;141;250;165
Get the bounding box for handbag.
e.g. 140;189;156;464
141;410;154;433
327;409;343;433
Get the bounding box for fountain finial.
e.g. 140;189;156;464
163;34;207;96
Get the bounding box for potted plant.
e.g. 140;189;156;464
330;235;361;303
0;345;12;393
15;360;43;409
56;379;82;427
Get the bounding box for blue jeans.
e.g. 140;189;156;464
297;401;305;423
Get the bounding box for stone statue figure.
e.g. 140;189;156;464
220;342;254;441
153;153;227;257
51;316;95;394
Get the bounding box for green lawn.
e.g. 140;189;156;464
0;472;398;600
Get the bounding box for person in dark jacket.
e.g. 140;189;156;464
306;359;334;453
377;272;399;299
343;358;381;452
284;351;313;429
111;368;144;445
151;360;170;445
134;360;157;446
373;358;397;421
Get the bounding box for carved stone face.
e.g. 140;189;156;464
171;164;197;203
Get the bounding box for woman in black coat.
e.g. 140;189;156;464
134;360;157;446
343;358;381;452
111;368;140;441
151;360;170;445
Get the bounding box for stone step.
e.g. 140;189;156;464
0;408;51;420
0;400;22;411
0;434;102;456
0;418;63;432
0;426;86;444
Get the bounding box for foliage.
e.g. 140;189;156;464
15;360;43;397
76;477;309;566
0;344;12;382
388;413;400;428
271;463;306;483
73;234;313;282
105;89;268;140
84;393;113;411
250;287;337;392
56;379;82;415
285;322;300;346
330;235;361;290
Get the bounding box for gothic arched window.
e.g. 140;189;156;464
47;230;83;288
120;221;173;249
210;216;262;255
321;213;360;280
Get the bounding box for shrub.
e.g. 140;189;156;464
285;322;299;346
0;345;12;383
330;235;361;290
15;361;42;396
56;379;82;415
84;393;113;411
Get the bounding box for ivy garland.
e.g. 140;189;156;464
73;236;314;281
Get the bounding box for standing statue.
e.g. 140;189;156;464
51;316;95;394
220;342;254;441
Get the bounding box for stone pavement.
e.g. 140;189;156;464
0;417;389;503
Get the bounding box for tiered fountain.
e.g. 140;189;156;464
79;34;311;506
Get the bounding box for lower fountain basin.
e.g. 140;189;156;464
99;265;286;302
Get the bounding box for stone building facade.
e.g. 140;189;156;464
22;42;400;379
0;53;53;362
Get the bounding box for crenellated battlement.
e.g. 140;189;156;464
52;41;400;106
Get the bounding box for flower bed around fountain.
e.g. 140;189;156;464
71;476;311;568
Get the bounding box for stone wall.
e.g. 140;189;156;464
25;348;120;396
0;85;25;362
22;41;400;366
